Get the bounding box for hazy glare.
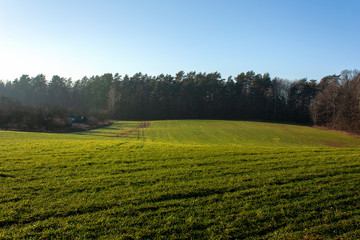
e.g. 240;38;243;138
0;0;359;81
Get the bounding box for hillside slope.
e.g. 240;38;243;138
1;120;359;239
145;120;360;147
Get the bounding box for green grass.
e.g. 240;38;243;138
1;120;359;239
146;120;360;147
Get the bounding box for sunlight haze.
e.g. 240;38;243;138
0;0;359;81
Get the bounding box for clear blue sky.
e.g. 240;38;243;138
0;0;359;81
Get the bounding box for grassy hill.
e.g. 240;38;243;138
146;120;360;147
1;120;359;239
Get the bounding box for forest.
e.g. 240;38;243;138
0;70;359;133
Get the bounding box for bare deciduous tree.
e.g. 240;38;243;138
310;70;360;133
108;87;120;119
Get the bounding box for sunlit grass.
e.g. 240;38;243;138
1;120;359;239
146;120;360;147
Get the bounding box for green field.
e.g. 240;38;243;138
1;120;359;239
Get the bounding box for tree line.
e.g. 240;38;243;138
0;70;359;133
310;70;360;133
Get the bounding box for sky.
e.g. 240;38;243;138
0;0;359;82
